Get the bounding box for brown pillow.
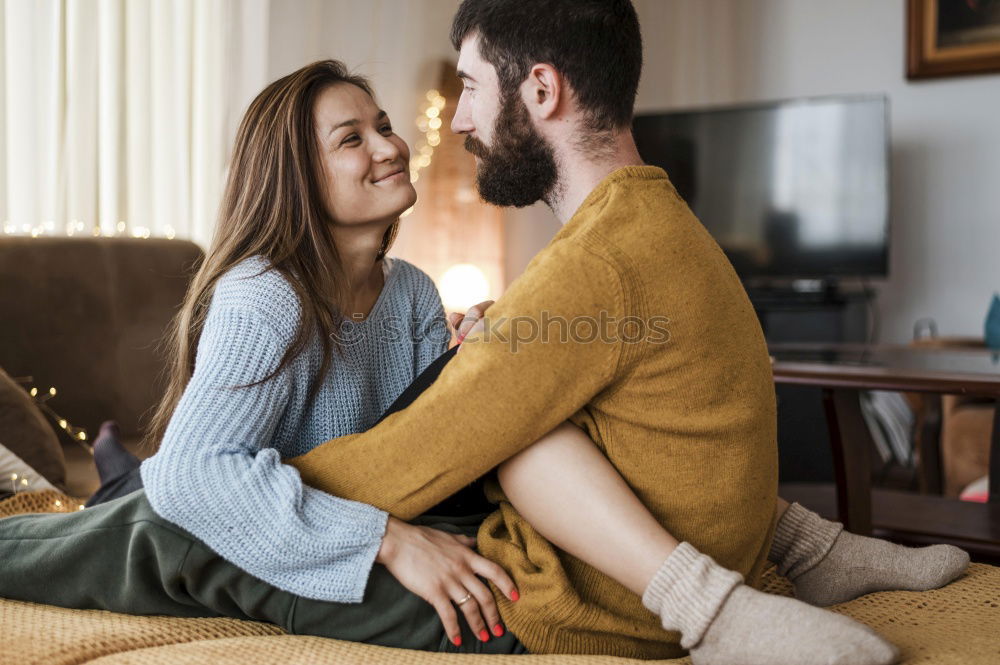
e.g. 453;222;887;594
0;366;66;490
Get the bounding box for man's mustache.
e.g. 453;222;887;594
463;135;489;158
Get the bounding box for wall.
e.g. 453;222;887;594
504;0;1000;342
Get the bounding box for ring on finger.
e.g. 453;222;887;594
455;593;473;606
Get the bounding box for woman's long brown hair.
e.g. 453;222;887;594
143;60;399;451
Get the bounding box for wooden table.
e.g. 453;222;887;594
770;343;1000;556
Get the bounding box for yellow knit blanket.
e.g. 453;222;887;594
2;491;998;665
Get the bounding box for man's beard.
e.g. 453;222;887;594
463;92;558;208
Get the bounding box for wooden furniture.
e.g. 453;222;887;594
770;343;1000;558
908;337;994;497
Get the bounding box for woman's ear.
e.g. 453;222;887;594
522;63;562;121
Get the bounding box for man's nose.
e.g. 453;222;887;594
451;93;473;135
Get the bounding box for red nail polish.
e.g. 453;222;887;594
492;624;505;637
479;629;490;642
451;635;462;647
510;590;520;602
456;333;466;344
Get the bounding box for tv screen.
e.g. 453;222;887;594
633;95;889;280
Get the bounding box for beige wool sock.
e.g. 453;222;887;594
770;502;971;607
642;542;899;665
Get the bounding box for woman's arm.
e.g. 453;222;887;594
141;303;388;604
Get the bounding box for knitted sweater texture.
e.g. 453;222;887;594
290;167;779;658
140;255;449;602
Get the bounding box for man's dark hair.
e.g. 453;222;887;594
450;0;642;134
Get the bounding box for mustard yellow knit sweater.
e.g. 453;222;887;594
289;166;778;659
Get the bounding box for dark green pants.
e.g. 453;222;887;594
0;489;526;654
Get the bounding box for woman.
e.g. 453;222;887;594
0;61;959;664
1;60;523;652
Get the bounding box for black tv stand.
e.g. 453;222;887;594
746;282;872;343
745;281;876;484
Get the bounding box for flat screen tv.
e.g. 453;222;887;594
633;95;890;282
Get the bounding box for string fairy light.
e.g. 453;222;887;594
4;472;85;509
4;434;86;509
1;218;174;241
9;472;29;494
399;88;448;219
16;377;90;452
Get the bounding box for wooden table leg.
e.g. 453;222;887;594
990;402;1000;504
821;388;874;535
916;394;943;495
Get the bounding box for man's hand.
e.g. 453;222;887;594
376;516;518;646
448;300;494;348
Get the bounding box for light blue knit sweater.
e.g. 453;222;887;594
140;255;450;602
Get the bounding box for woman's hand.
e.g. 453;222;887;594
448;300;494;348
376;515;518;646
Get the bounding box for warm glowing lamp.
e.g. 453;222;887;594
439;263;490;313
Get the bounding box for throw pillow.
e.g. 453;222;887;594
0;366;66;490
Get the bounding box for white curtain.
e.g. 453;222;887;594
0;0;268;247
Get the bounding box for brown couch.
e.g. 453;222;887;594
0;236;204;496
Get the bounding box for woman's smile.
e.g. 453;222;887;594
373;168;406;185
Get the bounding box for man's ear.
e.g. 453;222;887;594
521;63;562;121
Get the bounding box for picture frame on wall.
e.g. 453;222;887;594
907;0;1000;79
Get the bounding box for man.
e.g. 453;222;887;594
289;1;966;663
